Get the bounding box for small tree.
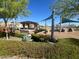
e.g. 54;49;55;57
0;0;28;39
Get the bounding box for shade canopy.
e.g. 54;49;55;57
62;18;79;23
20;21;38;25
41;15;52;22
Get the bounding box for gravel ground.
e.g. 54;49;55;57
54;31;79;39
38;31;79;39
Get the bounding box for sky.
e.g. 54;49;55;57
16;0;79;26
17;0;60;26
0;0;79;26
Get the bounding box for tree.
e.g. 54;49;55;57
42;0;79;42
53;0;79;31
0;0;28;39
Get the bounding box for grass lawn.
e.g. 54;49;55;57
0;38;79;59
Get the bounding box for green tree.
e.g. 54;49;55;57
53;0;79;31
0;0;28;39
53;0;79;19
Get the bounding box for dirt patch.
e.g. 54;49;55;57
54;31;79;39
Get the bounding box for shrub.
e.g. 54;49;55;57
31;34;50;42
35;29;48;33
13;33;24;38
0;32;6;38
0;32;21;38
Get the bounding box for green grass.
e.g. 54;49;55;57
53;38;79;59
0;40;51;57
0;38;79;59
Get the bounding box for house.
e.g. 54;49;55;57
20;21;38;29
20;21;39;33
0;21;39;33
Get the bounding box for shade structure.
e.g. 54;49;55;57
62;18;79;23
20;21;38;25
41;15;52;21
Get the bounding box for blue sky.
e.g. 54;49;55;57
16;0;79;26
17;0;60;26
0;0;79;26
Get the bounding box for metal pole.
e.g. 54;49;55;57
60;16;62;32
51;10;56;42
45;20;47;34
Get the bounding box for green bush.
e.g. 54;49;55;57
31;34;50;42
0;32;21;38
14;33;24;38
0;32;6;38
10;32;24;38
35;29;48;33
